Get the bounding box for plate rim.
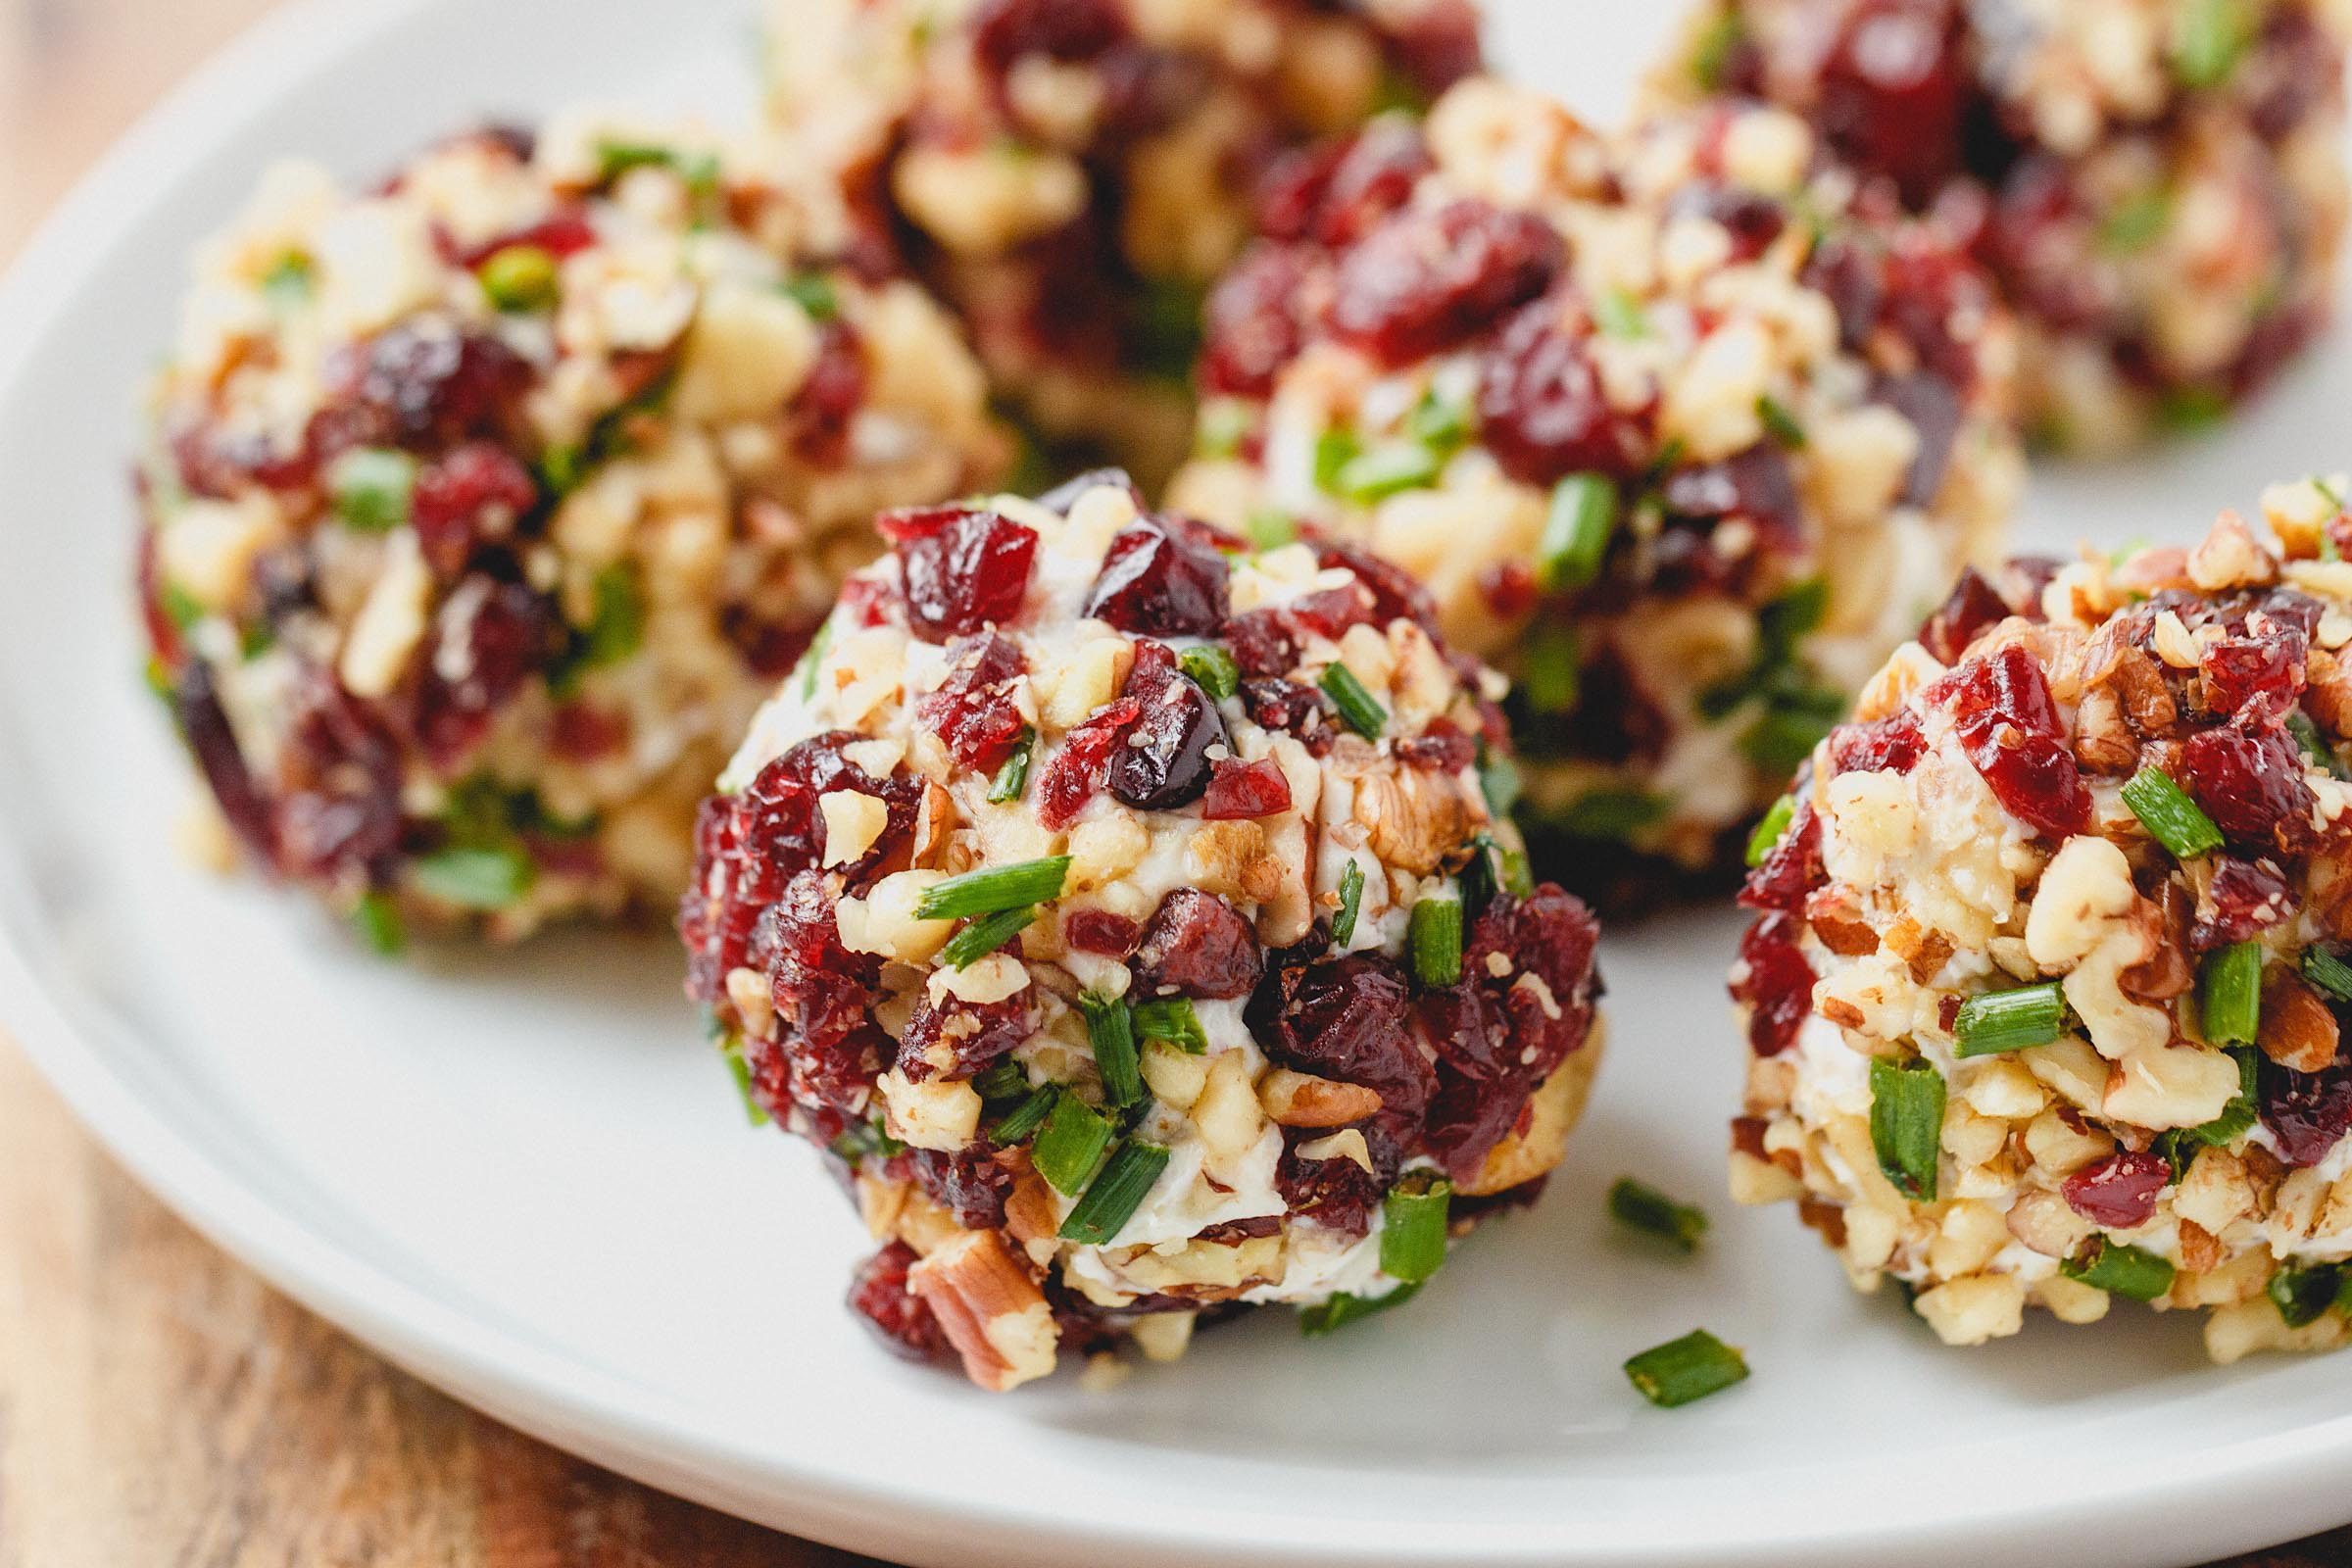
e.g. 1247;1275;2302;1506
6;3;2352;1565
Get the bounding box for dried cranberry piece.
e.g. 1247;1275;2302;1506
411;576;564;767
1201;758;1293;820
1828;711;1928;777
1805;235;1886;358
1731;912;1814;1056
1274;1120;1398;1237
135;530;185;666
971;0;1126;74
1239;677;1331;743
1105;645;1228;811
916;632;1030;775
1920;567;2011;664
1939;644;2091;841
1291;121;1435;247
2062;1150;2171;1230
172;661;277;861
1288;583;1377;641
1062;907;1142;956
1224;609;1298;677
788;319;866;465
1813;0;1971;207
318;321;530;455
1092;44;1205;141
1661;446;1801;543
1329;198;1563;367
1081;517;1230;636
881;505;1038;644
459;210;597;269
2190;857;2300;952
1133;889;1261;1001
1456;886;1599;1076
1670;185;1788;262
847;1241;953;1365
2260;1054;2352;1168
904;1149;1014;1230
760;871;890;1113
1250;953;1431;1115
1381;0;1484;98
1475;300;1648;489
1314;540;1438;633
1398;723;1476;773
2200;624;2309;722
274;676;404;884
1873;369;1962;508
738;730;920;889
2178;722;2315;853
409;442;539;577
899;988;1036;1081
548;701;629;761
1198;244;1315;400
1036;696;1141;831
1740;804;1825;913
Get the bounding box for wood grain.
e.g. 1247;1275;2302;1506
0;1;2344;1565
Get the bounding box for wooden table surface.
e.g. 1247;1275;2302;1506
0;3;2346;1565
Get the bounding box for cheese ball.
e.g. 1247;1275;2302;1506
1653;0;2350;450
679;473;1603;1390
138;112;1007;942
760;0;1484;484
1733;488;2352;1362
1168;80;2022;903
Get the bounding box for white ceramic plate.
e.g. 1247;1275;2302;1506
7;3;2352;1565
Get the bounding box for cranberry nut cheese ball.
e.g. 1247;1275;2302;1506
1169;80;2022;898
1733;490;2352;1362
679;474;1603;1390
761;0;1483;485
1655;0;2352;450
138;113;1006;943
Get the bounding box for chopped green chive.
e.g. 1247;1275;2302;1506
595;139;682;183
1332;859;1366;946
1032;1092;1116;1194
987;1083;1057;1145
937;906;1036;969
1380;1172;1452;1284
1478;746;1522;818
830;1116;904;1163
259;250;315;307
2122;767;2223;858
1194;397;1253;459
1313;427;1362;494
1745;794;1796;868
1537;473;1616;592
1320;662;1388;738
1408;895;1463;988
2158;383;2230;432
1058;1139;1171;1243
1520;623;1581;714
2200;941;2264;1046
1608;1177;1708;1251
2269;1263;2344;1329
1558;788;1669;842
1953;983;2067;1057
2063;1238;2176;1302
478;243;561;311
1180;645;1240;703
2288;711;2349;779
988;728;1035;804
970;1060;1029;1102
1756;394;1806;448
1079;994;1144;1109
1246;509;1298;551
1132;997;1206;1054
1690;9;1746;90
1869;1055;1946;1202
723;1047;769;1126
329;448;417;533
915;857;1072;920
1299;1282;1421;1337
537;442;584;496
2097;189;2174;255
779;271;839;321
576;563;646;671
2304;947;2352;1004
352;890;406;956
1592;287;1651;339
2173;0;2249;88
796;616;834;702
2187;1046;2261;1148
1335;440;1443;503
1406;383;1475;451
159;582;204;634
1625;1329;1749;1408
411;845;535;909
1740;690;1844;774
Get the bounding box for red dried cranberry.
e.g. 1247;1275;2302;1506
1939;644;2091;840
135;530;185;666
1274;1119;1397;1237
1475;300;1648;488
1251;953;1431;1115
409;442;539;577
2190;857;2300;952
847;1241;953;1365
788;319;867;465
1036;695;1140;830
1328;198;1563;367
1288;583;1377;641
760;871;891;1113
1304;121;1435;247
1081;516;1231;636
1805;235;1886;357
1670;185;1788;262
1731;912;1815;1056
737;730;920;890
904;1148;1014;1230
1828;711;1928;777
410;576;564;767
1661;446;1801;543
1381;0;1483;98
881;505;1038;644
1398;723;1476;773
971;0;1126;74
172;661;277;861
1105;645;1228;811
898;988;1036;1080
318;322;530;454
548;701;629;761
1133;889;1262;1001
1092;44;1205;141
1223;609;1298;677
2061;1150;2170;1229
1062;907;1142;956
1198;244;1315;399
1240;677;1331;744
1201;758;1293;820
1920;567;2012;664
1314;539;1438;632
2261;1054;2352;1168
1740;803;1826;913
460;210;596;269
2178;721;2315;853
2200;626;2309;722
274;675;404;883
1872;369;1963;508
1813;0;1972;207
1456;885;1599;1077
720;608;818;678
916;632;1030;775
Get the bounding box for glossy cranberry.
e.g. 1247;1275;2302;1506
898;987;1036;1080
1240;677;1331;743
1062;907;1142;956
1814;0;1971;207
1133;889;1262;1001
916;632;1030;775
1805;235;1886;358
1661;446;1801;543
1106;645;1228;811
1829;712;1929;778
1036;695;1140;831
1740;804;1826;913
1297;121;1435;247
1274;1120;1396;1236
1198;244;1314;399
1381;0;1483;98
1731;912;1815;1056
971;0;1126;74
273;676;404;884
1458;886;1598;1074
789;320;867;465
1920;567;2011;664
1251;953;1431;1114
760;873;890;1113
1984;158;2113;336
317;322;529;455
1480;560;1539;619
2178;721;2315;853
1671;185;1788;262
459;210;596;269
410;576;564;767
738;730;921;890
410;442;539;577
880;505;1038;644
2190;857;2299;952
2200;625;2309;722
1201;758;1293;820
1082;517;1230;636
1036;467;1143;516
1223;608;1298;677
1873;369;1963;507
2260;1054;2352;1168
1329;198;1563;367
1398;723;1476;773
847;1241;952;1365
681;796;753;1003
1474;301;1646;488
172;661;277;861
1314;540;1437;632
904;1148;1014;1230
2062;1150;2171;1229
1938;644;2091;841
135;530;185;666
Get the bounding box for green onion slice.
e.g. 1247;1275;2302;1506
1408;895;1463;988
329;448;417;533
1332;859;1366;946
1299;1282;1421;1338
988;728;1035;804
915;857;1071;920
411;845;534;910
1032;1092;1116;1195
1624;1329;1750;1408
1869;1055;1946;1202
2121;767;2223;858
2062;1238;2176;1302
1745;795;1796;868
1320;662;1388;739
1079;994;1144;1109
1180;644;1241;703
1131;997;1206;1054
987;1083;1058;1146
1538;473;1616;592
1608;1177;1709;1250
1953;983;2066;1057
1058;1140;1171;1244
1336;440;1444;503
1379;1172;1452;1284
936;906;1036;969
723;1048;770;1127
2269;1263;2345;1329
2303;946;2352;1004
352;890;406;956
1756;394;1806;448
2200;941;2264;1046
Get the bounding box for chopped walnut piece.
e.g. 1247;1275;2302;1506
2259;970;2341;1073
906;1230;1059;1393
